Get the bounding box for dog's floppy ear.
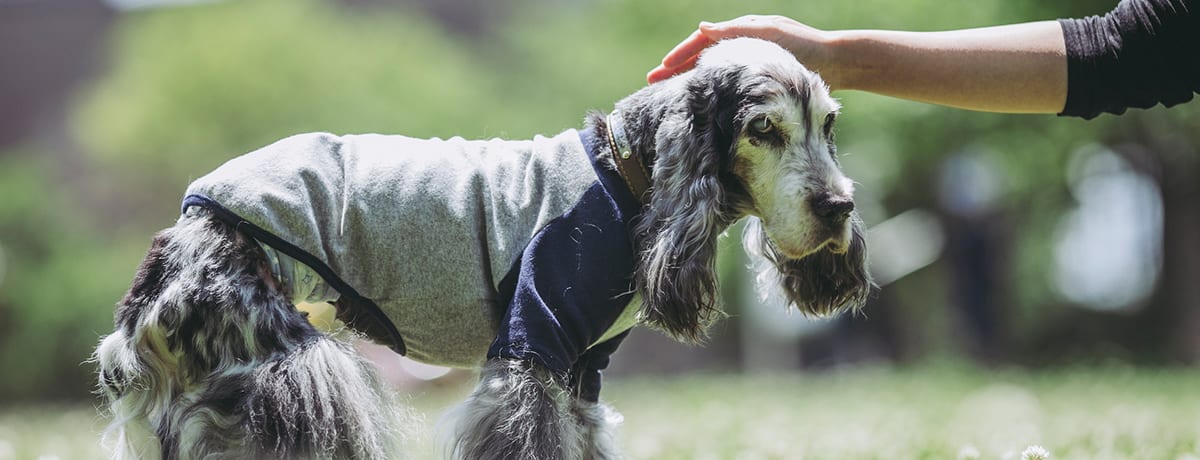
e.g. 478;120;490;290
632;65;743;344
743;216;873;316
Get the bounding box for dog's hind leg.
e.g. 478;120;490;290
94;228;176;459
94;209;403;459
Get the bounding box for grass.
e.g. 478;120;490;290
3;365;1199;459
608;366;1200;460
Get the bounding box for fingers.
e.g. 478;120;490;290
661;29;715;68
646;29;712;83
708;15;796;42
646;53;700;83
645;65;675;84
647;16;791;84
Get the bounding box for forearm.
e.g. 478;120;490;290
825;21;1068;113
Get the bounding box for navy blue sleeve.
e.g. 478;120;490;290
486;127;644;405
1058;0;1198;119
486;182;639;377
484;182;643;377
569;331;629;403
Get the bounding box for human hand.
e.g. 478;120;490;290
646;15;834;85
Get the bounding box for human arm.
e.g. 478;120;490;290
647;16;1069;114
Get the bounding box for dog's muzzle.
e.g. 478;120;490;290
809;193;855;254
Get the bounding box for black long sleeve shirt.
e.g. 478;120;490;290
1058;0;1197;119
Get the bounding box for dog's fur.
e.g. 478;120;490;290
94;38;872;459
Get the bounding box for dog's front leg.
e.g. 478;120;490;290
566;377;623;460
446;359;581;459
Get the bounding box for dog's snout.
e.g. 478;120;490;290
810;194;854;220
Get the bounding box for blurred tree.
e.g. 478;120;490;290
0;149;143;401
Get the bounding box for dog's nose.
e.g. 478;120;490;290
809;194;855;220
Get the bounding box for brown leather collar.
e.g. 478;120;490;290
605;111;651;204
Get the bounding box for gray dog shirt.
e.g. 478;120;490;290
183;129;640;376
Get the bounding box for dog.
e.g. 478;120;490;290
93;37;872;459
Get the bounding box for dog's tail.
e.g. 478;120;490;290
94;209;404;459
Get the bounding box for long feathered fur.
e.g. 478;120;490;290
93;208;405;459
443;360;622;460
743;216;872;316
620;63;746;344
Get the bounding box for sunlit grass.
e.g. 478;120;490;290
4;365;1199;459
608;366;1200;459
0;403;108;460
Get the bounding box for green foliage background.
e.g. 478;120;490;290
0;0;1195;402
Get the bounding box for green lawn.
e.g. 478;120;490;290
4;365;1199;459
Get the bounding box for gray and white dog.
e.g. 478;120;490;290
94;38;872;459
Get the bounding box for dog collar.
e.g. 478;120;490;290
605;111;651;204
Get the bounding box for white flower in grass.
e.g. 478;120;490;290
1021;445;1050;460
957;444;981;460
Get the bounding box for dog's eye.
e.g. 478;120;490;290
750;116;774;135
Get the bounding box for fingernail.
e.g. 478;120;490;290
699;21;715;28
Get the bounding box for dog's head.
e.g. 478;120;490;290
614;38;872;343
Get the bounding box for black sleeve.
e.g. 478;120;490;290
1058;0;1198;119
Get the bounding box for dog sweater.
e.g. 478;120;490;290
182;129;642;393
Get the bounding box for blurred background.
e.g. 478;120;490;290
0;0;1197;457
